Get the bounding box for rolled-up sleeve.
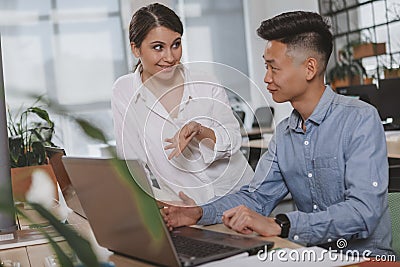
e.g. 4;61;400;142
286;107;388;245
198;85;242;164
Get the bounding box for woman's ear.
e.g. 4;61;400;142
305;57;318;81
131;42;140;58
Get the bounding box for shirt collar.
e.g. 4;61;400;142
132;64;192;104
131;64;195;120
132;66;146;103
288;85;335;130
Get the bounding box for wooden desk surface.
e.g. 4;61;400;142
240;126;273;137
387;140;400;159
0;211;302;267
242;138;270;149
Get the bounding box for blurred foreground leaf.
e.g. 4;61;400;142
30;203;100;267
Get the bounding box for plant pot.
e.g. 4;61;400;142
353;42;386;60
384;68;400;79
363;77;374;85
11;164;58;202
331;75;361;89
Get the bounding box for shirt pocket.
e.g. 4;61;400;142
313;156;343;206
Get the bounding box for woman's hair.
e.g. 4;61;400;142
129;3;184;71
257;11;333;71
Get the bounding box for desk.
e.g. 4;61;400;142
241;139;270;150
387;140;400;159
386;131;400;158
241;137;272;170
0;211;301;267
240;126;273;137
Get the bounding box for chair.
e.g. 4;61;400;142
388;192;400;256
232;109;246;127
252;106;274;128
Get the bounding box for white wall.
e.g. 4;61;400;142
243;0;319;125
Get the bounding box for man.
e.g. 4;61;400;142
163;11;393;256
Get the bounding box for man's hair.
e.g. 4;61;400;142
257;11;333;71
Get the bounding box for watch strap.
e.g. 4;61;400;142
274;213;290;238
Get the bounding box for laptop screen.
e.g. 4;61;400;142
62;157;181;267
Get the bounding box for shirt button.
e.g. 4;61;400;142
308;173;313;178
328;238;332;242
293;235;299;241
372;181;378;187
313;204;318;210
304;140;309;145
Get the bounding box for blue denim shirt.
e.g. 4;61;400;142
199;86;394;256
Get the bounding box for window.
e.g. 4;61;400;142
1;0;127;156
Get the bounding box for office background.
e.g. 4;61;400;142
1;0;398;157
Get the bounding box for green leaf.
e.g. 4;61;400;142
14;208;75;267
8;136;23;166
30;203;100;267
28;107;54;128
45;233;75;267
75;118;108;144
31;142;47;165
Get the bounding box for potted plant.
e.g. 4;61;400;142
383;56;400;79
328;41;371;89
384;67;400;79
7;103;59;201
2;98;103;267
328;62;361;89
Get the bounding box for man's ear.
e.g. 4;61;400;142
131;42;140;58
305;57;318;81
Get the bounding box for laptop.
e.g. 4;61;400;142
61;157;274;267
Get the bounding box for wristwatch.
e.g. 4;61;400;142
274;214;291;238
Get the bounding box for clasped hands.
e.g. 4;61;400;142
160;192;281;237
164;121;203;160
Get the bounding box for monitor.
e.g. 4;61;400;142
378;78;400;121
0;34;18;233
336;84;380;108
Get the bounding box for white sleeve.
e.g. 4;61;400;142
111;81;146;162
198;85;242;164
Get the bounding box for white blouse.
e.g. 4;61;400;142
111;66;254;204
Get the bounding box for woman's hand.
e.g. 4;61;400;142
164;121;203;160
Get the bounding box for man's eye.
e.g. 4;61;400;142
265;64;278;72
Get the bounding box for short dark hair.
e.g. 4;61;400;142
257;11;333;70
129;3;183;71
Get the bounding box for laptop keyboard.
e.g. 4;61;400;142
171;234;239;258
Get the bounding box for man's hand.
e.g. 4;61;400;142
164;121;202;160
161;192;203;230
222;205;281;236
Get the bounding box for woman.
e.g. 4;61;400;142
111;3;253;205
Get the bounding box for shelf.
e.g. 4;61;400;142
320;0;398;81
